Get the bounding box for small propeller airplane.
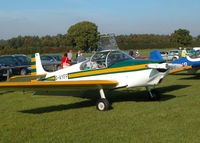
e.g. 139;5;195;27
170;51;200;74
0;49;181;111
150;50;199;74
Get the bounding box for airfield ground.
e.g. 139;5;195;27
0;70;199;143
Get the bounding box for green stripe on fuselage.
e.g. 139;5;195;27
68;59;160;79
68;68;148;79
109;59;165;68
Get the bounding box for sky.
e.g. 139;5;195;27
0;0;199;39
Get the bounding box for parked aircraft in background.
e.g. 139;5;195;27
170;51;200;74
150;50;200;74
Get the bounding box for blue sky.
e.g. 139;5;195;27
0;0;199;39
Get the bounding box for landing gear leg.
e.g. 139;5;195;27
96;88;110;111
146;87;160;101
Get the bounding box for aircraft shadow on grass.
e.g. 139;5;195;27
0;90;15;95
177;73;200;80
19;85;190;114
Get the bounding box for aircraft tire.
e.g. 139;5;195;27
148;89;160;101
57;65;61;70
20;68;27;75
96;99;110;111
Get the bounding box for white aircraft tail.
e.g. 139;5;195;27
31;53;48;75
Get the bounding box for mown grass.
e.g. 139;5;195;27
0;71;200;143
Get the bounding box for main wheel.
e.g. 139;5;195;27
96;99;110;111
148;89;160;101
20;68;27;75
57;65;61;70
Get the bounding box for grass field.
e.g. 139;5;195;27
0;71;200;143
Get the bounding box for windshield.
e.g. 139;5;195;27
97;34;119;51
107;50;133;67
80;50;133;70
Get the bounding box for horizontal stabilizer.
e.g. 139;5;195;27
8;74;46;82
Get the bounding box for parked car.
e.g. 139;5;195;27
193;47;200;52
13;54;31;65
0;64;11;81
49;55;62;61
160;50;180;61
186;49;196;56
0;55;31;76
41;55;62;71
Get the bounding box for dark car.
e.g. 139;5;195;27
13;54;31;65
13;54;31;75
41;55;62;71
0;64;11;81
49;55;62;61
0;55;31;76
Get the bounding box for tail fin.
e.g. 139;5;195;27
150;50;164;61
31;53;47;75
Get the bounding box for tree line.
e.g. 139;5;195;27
0;21;200;55
117;29;200;50
0;34;68;55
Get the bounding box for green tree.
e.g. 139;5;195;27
195;35;200;42
67;21;99;51
170;29;192;46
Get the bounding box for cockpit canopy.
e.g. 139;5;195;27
80;50;133;70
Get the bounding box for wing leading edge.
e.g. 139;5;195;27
0;80;118;92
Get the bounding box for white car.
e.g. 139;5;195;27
193;47;200;52
160;50;180;61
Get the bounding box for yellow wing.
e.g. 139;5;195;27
169;65;192;74
0;80;118;92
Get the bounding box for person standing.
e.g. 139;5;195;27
181;48;188;57
178;47;182;58
129;50;134;57
135;50;140;57
67;49;73;62
76;50;81;58
61;53;70;69
76;51;86;63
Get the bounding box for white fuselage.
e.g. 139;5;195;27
44;62;168;89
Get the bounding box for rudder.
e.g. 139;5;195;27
31;53;47;75
150;50;164;61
